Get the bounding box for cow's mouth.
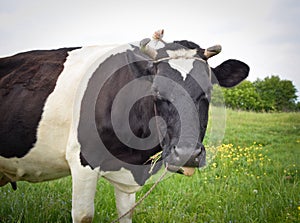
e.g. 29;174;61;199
167;165;196;176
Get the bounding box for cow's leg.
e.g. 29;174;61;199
114;186;136;223
66;140;99;223
70;166;98;223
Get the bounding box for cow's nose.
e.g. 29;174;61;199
183;144;206;167
165;143;206;168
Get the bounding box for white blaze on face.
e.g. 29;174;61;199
168;58;195;81
166;49;197;81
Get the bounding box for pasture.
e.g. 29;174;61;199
1;109;299;223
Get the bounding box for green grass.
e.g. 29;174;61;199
1;110;299;223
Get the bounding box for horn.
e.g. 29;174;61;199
204;45;222;59
140;38;157;59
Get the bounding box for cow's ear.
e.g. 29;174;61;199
211;59;249;87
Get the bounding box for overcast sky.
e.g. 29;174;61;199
1;0;299;99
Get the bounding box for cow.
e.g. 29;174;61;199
0;31;249;223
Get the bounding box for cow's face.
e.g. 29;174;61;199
140;39;249;172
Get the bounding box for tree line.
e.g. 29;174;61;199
212;75;300;112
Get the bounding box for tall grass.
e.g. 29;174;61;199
0;110;299;222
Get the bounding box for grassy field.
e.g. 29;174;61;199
0;109;299;223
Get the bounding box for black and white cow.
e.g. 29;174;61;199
0;34;249;223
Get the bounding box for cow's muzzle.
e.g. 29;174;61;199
164;144;206;175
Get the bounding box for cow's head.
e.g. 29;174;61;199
140;38;249;174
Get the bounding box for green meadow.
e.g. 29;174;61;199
0;109;299;223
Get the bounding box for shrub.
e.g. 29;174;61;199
220;75;299;112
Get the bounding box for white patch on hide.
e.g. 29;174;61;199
166;49;197;59
168;58;195;81
102;168;141;193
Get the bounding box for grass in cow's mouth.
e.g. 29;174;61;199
145;151;162;174
0;109;299;222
